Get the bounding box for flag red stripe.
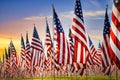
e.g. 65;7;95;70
72;25;87;42
110;28;120;50
73;18;85;32
112;12;120;31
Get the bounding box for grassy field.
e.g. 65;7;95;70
1;76;120;80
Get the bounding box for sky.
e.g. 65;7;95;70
0;0;113;58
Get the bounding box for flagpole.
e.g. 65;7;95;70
42;59;44;80
109;70;111;80
75;70;77;80
115;65;118;80
85;66;88;80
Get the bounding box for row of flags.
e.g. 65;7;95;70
1;0;120;77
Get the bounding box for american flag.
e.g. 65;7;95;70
96;42;102;67
68;28;74;65
109;0;120;69
5;48;10;70
86;36;94;70
101;5;111;67
25;32;32;69
21;35;25;60
20;35;26;69
44;19;53;72
31;26;44;67
71;0;89;64
10;41;18;71
101;5;114;75
53;5;70;65
45;19;53;59
6;47;11;72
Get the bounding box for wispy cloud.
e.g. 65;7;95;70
24;15;52;21
24;16;43;21
90;33;102;40
84;10;104;17
90;0;101;9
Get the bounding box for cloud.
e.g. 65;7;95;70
24;16;43;21
90;33;102;40
59;11;73;19
90;0;101;8
24;15;52;21
84;11;104;17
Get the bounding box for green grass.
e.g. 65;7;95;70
1;76;120;80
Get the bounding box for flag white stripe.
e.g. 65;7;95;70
74;14;84;26
110;36;120;60
60;33;63;64
111;21;120;41
72;30;87;46
31;44;43;51
72;21;85;36
64;40;68;65
77;42;81;63
83;48;85;64
113;4;120;22
103;35;111;66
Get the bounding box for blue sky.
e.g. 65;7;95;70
0;0;113;56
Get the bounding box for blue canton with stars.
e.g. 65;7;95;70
53;7;64;33
33;26;40;40
75;0;84;23
114;0;120;7
88;35;93;47
46;20;51;34
103;7;110;35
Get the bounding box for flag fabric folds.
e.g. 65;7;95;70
68;28;74;65
25;32;32;70
44;19;53;72
102;4;111;68
20;35;26;69
109;0;120;69
10;41;18;71
31;26;44;68
71;0;89;64
53;5;70;65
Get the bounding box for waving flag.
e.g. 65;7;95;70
102;5;111;67
21;35;25;61
109;0;120;69
5;48;9;70
86;36;94;68
44;19;53;72
45;19;53;59
25;32;32;69
96;42;102;66
53;5;70;65
10;41;18;71
31;26;44;67
20;35;26;69
68;28;74;65
6;47;11;70
71;0;88;64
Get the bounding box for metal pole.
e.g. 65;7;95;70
115;65;118;80
86;69;88;80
